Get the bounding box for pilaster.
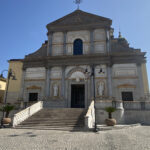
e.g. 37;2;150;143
107;64;113;98
45;67;51;98
106;29;111;53
63;31;67;55
137;63;145;98
47;33;53;56
19;68;26;102
90;30;94;54
61;66;66;98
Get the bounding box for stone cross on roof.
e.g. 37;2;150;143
74;0;82;10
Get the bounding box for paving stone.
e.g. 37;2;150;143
0;126;150;150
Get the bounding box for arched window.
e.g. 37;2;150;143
73;39;83;55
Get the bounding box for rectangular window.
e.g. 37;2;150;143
122;92;133;101
29;93;38;102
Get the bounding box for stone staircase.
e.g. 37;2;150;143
15;108;86;131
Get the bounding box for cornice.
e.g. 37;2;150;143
22;53;146;69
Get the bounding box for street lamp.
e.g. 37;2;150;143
0;69;16;128
84;65;104;132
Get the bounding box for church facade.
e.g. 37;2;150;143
7;10;149;109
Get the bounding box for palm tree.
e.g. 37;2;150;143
0;104;14;118
105;107;116;119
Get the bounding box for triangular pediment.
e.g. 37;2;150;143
46;10;112;31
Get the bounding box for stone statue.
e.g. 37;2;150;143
53;84;58;97
98;82;104;96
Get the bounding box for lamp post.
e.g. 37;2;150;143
0;69;16;128
85;65;104;132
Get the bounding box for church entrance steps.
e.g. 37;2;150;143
15;108;87;131
43;101;66;108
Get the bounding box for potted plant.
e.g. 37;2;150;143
105;107;117;126
0;104;14;124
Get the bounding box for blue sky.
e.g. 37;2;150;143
0;0;150;89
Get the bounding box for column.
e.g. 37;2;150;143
47;33;53;56
90;30;94;54
45;67;51;98
63;31;67;55
137;63;144;98
107;65;113;98
61;66;66;98
106;29;110;53
90;65;94;99
19;69;26;100
19;68;26;108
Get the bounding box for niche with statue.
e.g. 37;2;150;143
96;81;105;99
52;83;60;99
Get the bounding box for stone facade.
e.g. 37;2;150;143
7;9;149;109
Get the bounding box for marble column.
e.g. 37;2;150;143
47;33;53;56
90;30;94;54
45;67;51;98
61;66;66;98
63;32;67;55
137;63;144;98
107;65;113;98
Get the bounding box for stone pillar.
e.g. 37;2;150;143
19;68;26;107
63;31;67;55
90;30;94;54
90;65;94;99
106;29;110;53
137;63;144;98
61;66;66;98
47;33;53;56
45;67;51;98
107;65;113;98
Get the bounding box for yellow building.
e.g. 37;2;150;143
6;60;23;104
0;77;6;103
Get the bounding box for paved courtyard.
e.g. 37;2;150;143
0;126;150;150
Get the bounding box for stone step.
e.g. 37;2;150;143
20;122;84;125
16;108;87;130
22;120;84;123
15;126;85;131
17;123;84;127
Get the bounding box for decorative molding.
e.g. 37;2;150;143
51;78;61;80
95;77;107;79
67;67;85;79
25;79;45;81
113;76;138;79
27;85;41;90
117;84;136;89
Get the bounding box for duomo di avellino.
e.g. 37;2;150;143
6;9;150;128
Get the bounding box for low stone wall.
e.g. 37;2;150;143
85;101;95;129
124;110;150;125
96;100;150;125
13;101;43;127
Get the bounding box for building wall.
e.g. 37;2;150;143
0;80;6;90
141;63;149;94
0;80;6;103
51;29;106;56
112;63;142;101
7;61;23;104
21;62;147;105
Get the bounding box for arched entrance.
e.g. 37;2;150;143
68;69;87;108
